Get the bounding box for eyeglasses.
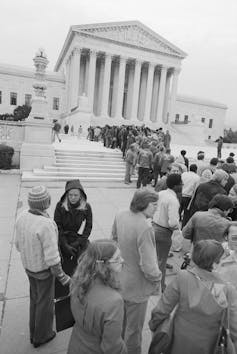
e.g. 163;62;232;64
96;257;124;264
108;256;124;264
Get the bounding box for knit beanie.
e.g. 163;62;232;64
28;185;51;211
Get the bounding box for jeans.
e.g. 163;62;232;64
153;223;172;291
125;162;133;183
123;300;148;354
26;270;55;344
137;167;150;188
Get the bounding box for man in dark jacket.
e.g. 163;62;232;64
183;194;233;244
188;169;229;220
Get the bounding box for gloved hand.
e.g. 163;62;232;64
64;244;77;257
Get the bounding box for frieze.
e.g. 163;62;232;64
80;25;180;56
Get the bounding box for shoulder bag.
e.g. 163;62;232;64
214;292;236;354
148;307;176;354
188;269;236;354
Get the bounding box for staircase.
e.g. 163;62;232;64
22;139;128;183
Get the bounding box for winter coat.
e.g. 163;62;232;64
67;278;127;354
149;266;237;354
15;210;60;272
137;148;153;169
112;210;161;303
182;208;230;244
54;180;92;256
218;250;237;291
189;180;227;217
161;154;175;174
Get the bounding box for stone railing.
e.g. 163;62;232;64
0;121;25;167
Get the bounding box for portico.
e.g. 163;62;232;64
55;21;186;131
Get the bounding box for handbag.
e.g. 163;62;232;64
188;270;236;354
148;308;176;354
214;296;236;354
55;295;75;332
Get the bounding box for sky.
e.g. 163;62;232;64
1;0;237;127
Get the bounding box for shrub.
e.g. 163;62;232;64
0;144;14;169
0;105;31;121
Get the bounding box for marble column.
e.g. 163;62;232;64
71;47;81;110
130;59;142;121
87;49;97;112
115;56;127;119
65;58;71;113
144;62;155;123
162;70;172;124
169;68;180;124
101;53;112;117
156;65;167;125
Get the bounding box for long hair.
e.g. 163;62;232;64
70;239;120;303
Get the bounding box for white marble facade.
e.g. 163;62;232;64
0;21;227;140
55;21;186;129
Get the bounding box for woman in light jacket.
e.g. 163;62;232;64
149;240;237;354
218;222;237;290
67;239;127;354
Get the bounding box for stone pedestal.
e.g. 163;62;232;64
20;120;55;170
20;49;55;171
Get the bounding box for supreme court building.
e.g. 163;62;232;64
0;21;227;140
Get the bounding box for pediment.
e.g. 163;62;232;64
73;21;186;58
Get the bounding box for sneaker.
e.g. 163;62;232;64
166;263;173;270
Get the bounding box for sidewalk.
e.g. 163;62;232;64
0;175;182;354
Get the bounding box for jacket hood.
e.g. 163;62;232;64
186;267;227;314
60;179;87;202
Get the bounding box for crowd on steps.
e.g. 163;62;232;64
13;122;237;354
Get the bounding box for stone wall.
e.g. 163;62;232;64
0;121;25;167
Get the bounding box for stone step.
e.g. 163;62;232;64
55;150;122;158
33;169;126;178
55;158;124;165
44;165;125;172
55;154;122;161
54;159;125;166
22;171;135;183
54;162;125;168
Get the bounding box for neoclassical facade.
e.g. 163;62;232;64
0;21;227;141
55;21;186;130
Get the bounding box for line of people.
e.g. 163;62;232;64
15;174;237;353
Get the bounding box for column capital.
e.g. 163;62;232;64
160;65;169;72
118;55;128;62
73;47;82;55
104;52;112;59
172;67;181;75
148;62;156;69
89;49;97;57
134;58;143;65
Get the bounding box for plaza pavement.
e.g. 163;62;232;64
0;172;186;354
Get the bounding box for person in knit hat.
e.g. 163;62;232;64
15;185;70;348
54;179;92;298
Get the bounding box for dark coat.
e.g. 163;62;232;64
54;180;92;298
54;180;92;253
189;180;227;217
